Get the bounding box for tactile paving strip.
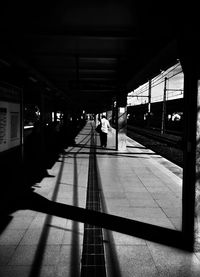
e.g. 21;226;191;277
80;131;106;277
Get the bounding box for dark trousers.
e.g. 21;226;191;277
100;131;107;147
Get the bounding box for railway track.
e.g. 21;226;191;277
127;125;183;149
127;125;183;167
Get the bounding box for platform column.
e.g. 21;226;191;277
179;39;199;251
116;94;127;151
38;91;48;168
19;87;24;160
196;80;200;251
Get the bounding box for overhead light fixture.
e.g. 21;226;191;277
0;58;11;67
28;76;38;83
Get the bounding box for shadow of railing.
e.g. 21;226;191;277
0;137;183;251
0;122;189;277
0;144;185;254
17;192;184;249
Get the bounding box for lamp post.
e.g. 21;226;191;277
161;77;167;134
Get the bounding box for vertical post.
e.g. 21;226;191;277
40;92;46;155
116;57;120;151
76;55;79;85
161;77;167;134
181;55;197;251
116;94;127;151
54;111;57;123
20;88;24;161
195;80;200;251
112;97;115;125
115;99;118;151
147;79;151;128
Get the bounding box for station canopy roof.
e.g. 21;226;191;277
0;1;196;113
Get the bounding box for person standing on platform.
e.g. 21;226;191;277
100;115;110;148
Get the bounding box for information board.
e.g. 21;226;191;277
0;101;21;152
0;83;22;152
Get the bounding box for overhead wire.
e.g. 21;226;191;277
129;65;183;97
128;62;183;105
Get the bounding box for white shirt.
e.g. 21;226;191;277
101;118;110;133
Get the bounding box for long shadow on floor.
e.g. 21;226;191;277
12;190;187;250
0;132;187;252
0;122;87;231
0;124;192;277
0;150;187;254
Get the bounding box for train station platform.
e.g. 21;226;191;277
0;121;200;277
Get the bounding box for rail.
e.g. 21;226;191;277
127;125;183;149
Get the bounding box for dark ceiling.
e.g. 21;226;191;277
0;1;193;113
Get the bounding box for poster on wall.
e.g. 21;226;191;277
0;101;21;152
0;84;21;153
0;107;7;146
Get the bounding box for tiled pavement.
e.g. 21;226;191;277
0;121;200;277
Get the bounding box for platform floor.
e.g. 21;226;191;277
0;121;200;277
